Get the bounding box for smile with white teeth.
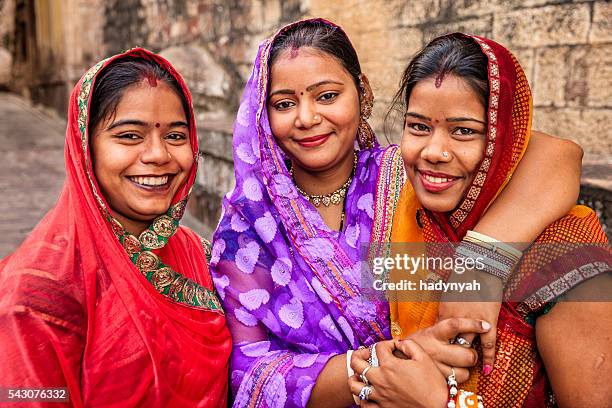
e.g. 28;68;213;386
129;175;169;187
423;174;454;184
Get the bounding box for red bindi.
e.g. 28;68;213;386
434;72;445;88
155;123;161;128
145;73;158;87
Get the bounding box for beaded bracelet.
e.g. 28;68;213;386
447;370;484;408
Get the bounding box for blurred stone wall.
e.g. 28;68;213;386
2;0;610;236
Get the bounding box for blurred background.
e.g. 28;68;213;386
0;0;610;256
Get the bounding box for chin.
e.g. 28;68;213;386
415;193;462;213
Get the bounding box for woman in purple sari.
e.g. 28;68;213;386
211;19;583;407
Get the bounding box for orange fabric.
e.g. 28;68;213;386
388;34;611;407
0;49;231;407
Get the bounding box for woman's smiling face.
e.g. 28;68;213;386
267;47;360;174
91;80;193;235
401;74;487;213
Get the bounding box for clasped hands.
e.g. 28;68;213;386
349;318;490;408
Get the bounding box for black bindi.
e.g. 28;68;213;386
300;92;304;95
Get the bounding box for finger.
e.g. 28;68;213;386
435;343;478;368
457;333;476;344
394;339;426;361
348;376;379;405
373;340;396;365
480;328;497;376
348;375;365;397
353;346;370;361
350;352;372;375
435;362;470;383
435;318;491;340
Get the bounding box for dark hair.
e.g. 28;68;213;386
88;56;190;135
387;35;489;132
269;20;362;90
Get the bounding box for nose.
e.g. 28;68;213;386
140;135;171;165
294;100;319;129
420;130;452;163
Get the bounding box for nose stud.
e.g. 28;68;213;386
168;152;172;159
441;151;450;158
312;114;322;124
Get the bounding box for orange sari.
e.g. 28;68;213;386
386;34;611;407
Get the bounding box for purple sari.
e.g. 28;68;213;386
210;19;404;407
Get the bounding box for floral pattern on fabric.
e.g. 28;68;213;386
211;19;397;407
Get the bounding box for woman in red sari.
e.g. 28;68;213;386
0;48;231;407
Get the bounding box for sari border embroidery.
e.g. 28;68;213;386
515;261;611;316
75;50;223;314
450;37;500;228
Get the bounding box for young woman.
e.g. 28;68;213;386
211;19;586;407
0;49;231;406
349;33;611;407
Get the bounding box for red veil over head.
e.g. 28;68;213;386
0;48;230;407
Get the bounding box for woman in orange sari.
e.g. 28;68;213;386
0;49;231;406
349;33;611;407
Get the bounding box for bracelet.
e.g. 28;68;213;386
347;350;361;405
465;230;522;261
446;370;484;408
367;343;379;367
455;240;516;283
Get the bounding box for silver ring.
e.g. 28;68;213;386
358;384;373;401
360;365;372;385
454;336;471;347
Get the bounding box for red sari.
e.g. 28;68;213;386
0;49;231;407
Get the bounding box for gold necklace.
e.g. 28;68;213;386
290;153;357;207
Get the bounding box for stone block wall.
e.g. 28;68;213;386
2;0;609;236
309;0;612;154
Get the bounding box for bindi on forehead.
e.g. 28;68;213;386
155;123;161;128
435;72;445;88
145;73;158;87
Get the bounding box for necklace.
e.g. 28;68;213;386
290;153;357;208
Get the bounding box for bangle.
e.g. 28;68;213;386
346;350;361;405
446;369;484;408
465;230;522;261
367;343;379;367
455;230;524;284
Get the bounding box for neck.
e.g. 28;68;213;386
112;212;150;237
292;151;355;196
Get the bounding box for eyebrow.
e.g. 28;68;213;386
106;119;188;130
405;112;486;125
268;80;344;98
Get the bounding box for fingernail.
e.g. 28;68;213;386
481;321;491;331
483;364;493;376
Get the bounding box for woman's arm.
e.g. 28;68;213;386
440;131;583;372
535;275;612;406
307;354;354;408
474;131;583;244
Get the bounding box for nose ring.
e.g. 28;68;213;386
441;151;450;158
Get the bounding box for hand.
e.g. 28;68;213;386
439;268;502;375
405;317;490;382
349;340;448;408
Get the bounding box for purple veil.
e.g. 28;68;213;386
211;19;395;407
